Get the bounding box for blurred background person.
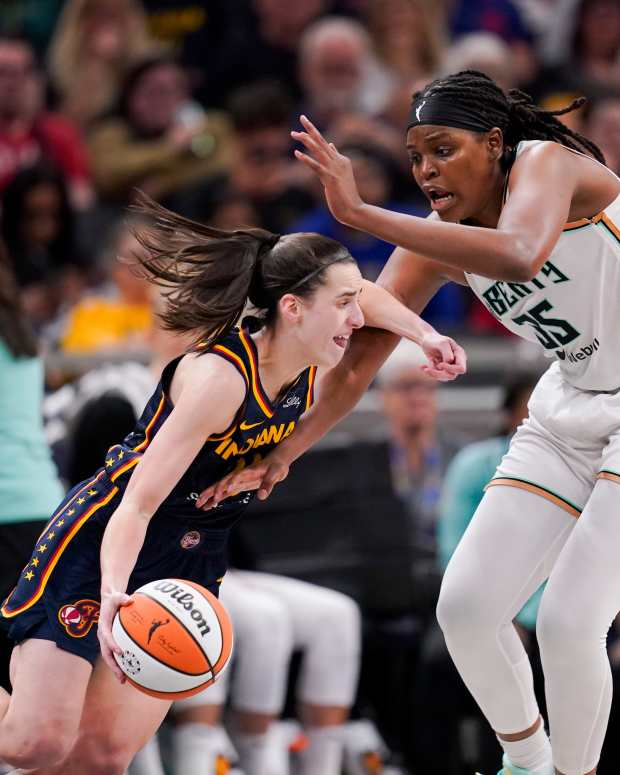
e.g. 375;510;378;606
87;55;236;210
377;341;463;621
57;218;153;357
0;239;64;701
225;80;317;232
583;96;620;175
1;163;88;330
47;0;161;130
0;32;93;209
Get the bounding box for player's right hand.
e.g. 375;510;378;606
98;589;133;682
195;453;290;511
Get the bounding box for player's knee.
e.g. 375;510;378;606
436;569;489;640
69;731;134;775
2;722;76;768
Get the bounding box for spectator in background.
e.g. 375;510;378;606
48;0;161;130
365;0;445;85
58;218;153;355
377;340;462;619
412;374;540;775
87;56;236;208
226;80;317;232
0;33;94;209
0;240;64;698
449;0;537;86
298;17;390;129
585;97;620;175
538;0;620;100
1;164;87;329
365;0;447;134
290;142;427;279
443;32;517;91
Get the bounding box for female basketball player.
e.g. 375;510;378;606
199;71;620;775
0;196;463;775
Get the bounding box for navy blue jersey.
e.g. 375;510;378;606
0;328;316;659
100;326;316;526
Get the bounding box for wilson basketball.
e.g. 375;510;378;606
112;578;233;699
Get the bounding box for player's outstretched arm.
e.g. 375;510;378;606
98;356;245;679
292;115;579;282
196;249;456;510
359;280;466;380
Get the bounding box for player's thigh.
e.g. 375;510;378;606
1;638;92;756
65;657;172;771
438;484;577;630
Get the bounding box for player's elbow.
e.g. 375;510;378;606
502;239;548;283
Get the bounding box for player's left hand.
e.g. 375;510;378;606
291;115;364;227
419;332;467;381
98;589;133;682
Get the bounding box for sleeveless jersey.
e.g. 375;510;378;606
465;139;620;392
102;327;317;528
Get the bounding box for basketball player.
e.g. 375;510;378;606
199;71;620;775
0;196;464;775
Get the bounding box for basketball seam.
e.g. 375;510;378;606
117;605;212;678
135;590;216;676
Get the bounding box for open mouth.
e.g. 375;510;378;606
426;188;455;210
333;335;349;349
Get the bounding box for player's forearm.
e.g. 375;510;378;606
100;501;151;595
349;204;534;282
360;280;436;342
279;328;398;464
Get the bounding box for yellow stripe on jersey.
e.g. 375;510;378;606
134;394;166;452
212;343;250;386
485;477;581;518
1;485;120;618
600;212;620;243
306;366;317;411
238;329;274;418
563;211;605;232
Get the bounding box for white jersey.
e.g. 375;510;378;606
465;139;620;392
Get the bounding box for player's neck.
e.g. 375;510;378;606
251;327;309;402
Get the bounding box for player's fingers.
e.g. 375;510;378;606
291;130;330;162
452;342;468;372
294;149;326;175
299;114;331;149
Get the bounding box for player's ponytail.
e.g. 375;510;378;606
130;193;354;349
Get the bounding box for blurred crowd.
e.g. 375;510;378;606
2;0;620;356
2;0;620;773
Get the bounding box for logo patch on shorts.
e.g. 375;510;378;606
180;530;201;549
58;599;100;638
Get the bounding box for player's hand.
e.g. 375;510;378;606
419;332;467;381
195;452;291;511
291;115;364;227
98;589;133;682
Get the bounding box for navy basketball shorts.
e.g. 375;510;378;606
1;471;228;666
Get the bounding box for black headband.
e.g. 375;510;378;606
407;93;506;134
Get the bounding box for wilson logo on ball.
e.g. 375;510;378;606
58;599;100;638
152;580;211;636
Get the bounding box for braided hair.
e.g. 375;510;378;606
411;70;605;166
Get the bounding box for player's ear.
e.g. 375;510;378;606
486;127;503;162
278;293;302;323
